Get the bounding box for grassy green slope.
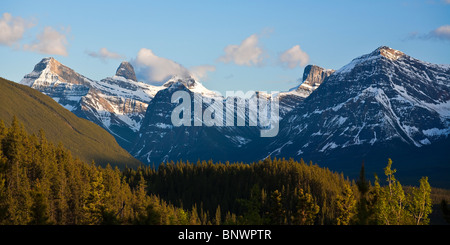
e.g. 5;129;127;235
0;77;141;168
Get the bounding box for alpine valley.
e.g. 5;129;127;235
18;46;450;187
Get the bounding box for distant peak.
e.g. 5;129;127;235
336;46;407;74
163;74;197;88
41;57;54;62
373;46;405;60
302;65;335;82
115;61;137;82
32;57;61;73
37;57;58;65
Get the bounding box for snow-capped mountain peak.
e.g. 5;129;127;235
376;46;405;60
20;57;93;88
265;46;450;165
163;74;220;98
19;58;165;150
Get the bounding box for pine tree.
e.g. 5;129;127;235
82;167;106;225
268;190;284;225
189;204;200;225
407;177;432;225
29;180;50;225
373;159;408;225
292;188;319;225
214;205;221;225
335;184;356;225
0;172;7;223
356;161;370;225
241;185;263;225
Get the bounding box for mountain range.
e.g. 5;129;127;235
0;77;141;168
17;46;450;187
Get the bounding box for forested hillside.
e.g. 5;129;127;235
0;117;446;225
0;77;141;168
125;158;442;225
0;117;191;225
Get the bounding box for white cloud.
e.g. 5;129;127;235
431;25;450;40
133;48;191;84
218;34;265;66
0;13;35;46
23;26;69;56
189;65;216;81
133;48;216;84
87;47;125;61
406;25;450;41
279;45;310;69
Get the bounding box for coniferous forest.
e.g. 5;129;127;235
0;116;449;226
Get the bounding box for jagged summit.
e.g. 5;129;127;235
115;61;137;82
336;46;407;74
282;64;335;99
372;46;405;60
297;65;335;95
31;57;58;73
302;65;335;83
20;57;92;87
163;74;197;89
162;75;219;97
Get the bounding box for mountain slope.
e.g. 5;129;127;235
0;77;141;168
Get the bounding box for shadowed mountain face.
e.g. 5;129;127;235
130;81;262;165
0;77;141;168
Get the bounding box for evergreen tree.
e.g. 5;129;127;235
134;204;161;225
356;162;370;225
214;205;221;225
29;180;50;225
335;184;356;225
292;188;319;225
407;177;432;225
372;159;420;225
268;190;284;225
189;204;200;225
82;167;106;224
240;185;263;225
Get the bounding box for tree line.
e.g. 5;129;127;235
0;117;194;225
125;157;434;225
0;116;439;225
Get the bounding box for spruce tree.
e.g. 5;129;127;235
335;184;356;225
268;190;284;225
407;177;432;225
373;159;409;225
214;205;221;225
292;188;319;225
29;181;50;225
356;162;370;225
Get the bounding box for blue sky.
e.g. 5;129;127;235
1;0;449;94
